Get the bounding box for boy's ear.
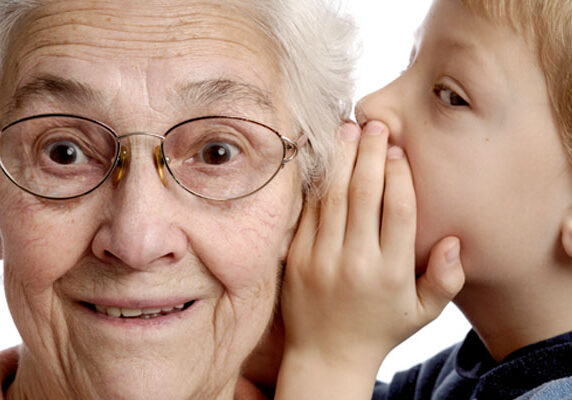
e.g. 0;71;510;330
561;208;572;258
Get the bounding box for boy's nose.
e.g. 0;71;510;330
355;77;406;145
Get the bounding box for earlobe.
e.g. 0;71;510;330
561;209;572;258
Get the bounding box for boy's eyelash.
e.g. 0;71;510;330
433;84;469;107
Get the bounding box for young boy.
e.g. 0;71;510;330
269;0;572;398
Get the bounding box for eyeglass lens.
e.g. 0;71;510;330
0;115;288;200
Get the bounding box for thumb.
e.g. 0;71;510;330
416;236;465;322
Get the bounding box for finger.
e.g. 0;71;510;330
288;194;320;264
315;123;361;248
416;236;465;321
379;146;416;274
345;121;389;247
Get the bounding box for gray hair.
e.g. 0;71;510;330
0;0;358;193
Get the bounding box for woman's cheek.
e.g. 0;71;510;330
0;195;101;287
196;197;294;292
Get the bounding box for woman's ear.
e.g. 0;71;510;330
561;208;572;258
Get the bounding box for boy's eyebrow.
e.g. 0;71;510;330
441;38;479;53
176;79;276;112
438;37;493;71
414;24;481;57
7;74;105;115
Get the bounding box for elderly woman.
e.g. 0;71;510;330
0;0;356;398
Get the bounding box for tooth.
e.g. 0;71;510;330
162;307;174;312
142;308;162;315
174;304;185;309
121;308;143;317
106;307;121;318
95;305;106;314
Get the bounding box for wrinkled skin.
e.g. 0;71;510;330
0;1;302;399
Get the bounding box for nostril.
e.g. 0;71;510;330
102;249;122;264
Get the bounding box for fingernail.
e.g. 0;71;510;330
387;146;405;159
445;239;460;264
364;121;386;136
339;124;360;142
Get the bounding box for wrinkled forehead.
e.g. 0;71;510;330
11;0;276;57
1;0;285;128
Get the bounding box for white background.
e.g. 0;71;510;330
0;0;471;384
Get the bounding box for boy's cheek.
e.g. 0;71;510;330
414;229;438;275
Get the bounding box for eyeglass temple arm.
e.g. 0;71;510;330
282;133;308;164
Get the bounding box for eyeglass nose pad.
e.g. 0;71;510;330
112;145;130;186
154;145;167;187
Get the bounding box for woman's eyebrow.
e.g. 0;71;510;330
7;74;104;114
176;79;276;113
6;76;276;117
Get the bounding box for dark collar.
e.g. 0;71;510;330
455;330;572;398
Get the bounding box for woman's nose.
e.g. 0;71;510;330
355;77;406;144
91;137;188;270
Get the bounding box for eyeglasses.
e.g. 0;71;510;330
0;114;300;201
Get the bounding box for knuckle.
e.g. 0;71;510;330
381;270;406;292
385;198;415;221
438;273;466;298
349;177;379;205
323;191;347;209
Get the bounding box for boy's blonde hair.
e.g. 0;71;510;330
462;0;572;158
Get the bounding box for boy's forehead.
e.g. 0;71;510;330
458;0;539;42
413;0;545;107
413;0;498;66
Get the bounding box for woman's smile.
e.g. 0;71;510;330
80;299;197;321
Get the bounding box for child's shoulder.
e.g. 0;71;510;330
515;376;572;400
373;330;572;400
372;336;464;399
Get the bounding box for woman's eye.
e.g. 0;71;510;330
45;140;89;165
199;142;239;165
433;84;469;107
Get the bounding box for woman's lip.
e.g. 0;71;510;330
80;300;196;319
79;298;197;309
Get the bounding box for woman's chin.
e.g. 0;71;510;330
64;347;227;400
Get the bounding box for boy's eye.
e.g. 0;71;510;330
433;84;469;107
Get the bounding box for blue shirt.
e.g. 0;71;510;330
373;330;572;399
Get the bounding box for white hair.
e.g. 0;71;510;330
238;0;359;193
0;0;359;193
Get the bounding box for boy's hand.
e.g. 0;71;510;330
275;121;465;399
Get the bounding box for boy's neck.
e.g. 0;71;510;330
456;271;572;362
